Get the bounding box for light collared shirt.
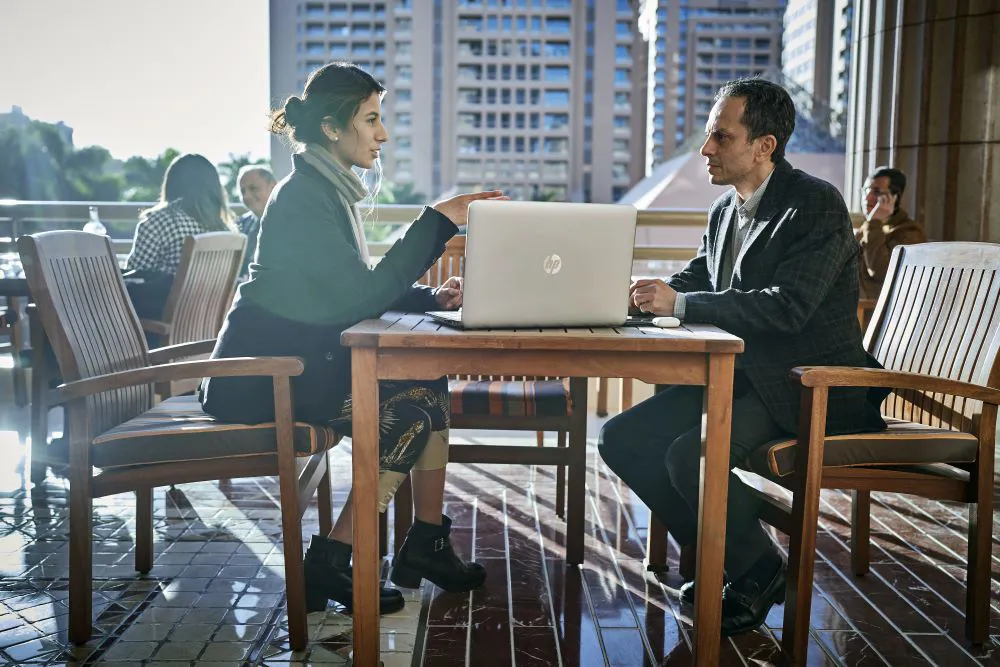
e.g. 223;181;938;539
674;167;775;320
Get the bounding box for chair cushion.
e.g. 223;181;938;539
449;378;572;417
91;395;341;469
746;417;979;479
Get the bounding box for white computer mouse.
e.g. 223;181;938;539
651;316;681;328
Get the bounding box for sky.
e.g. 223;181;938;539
0;0;271;164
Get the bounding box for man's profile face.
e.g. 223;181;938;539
699;96;759;187
239;171;275;219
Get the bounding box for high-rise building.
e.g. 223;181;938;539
648;0;786;166
782;0;834;104
829;0;854;135
269;0;654;203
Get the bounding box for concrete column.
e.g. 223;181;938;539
844;0;1000;241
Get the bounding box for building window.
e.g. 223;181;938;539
544;89;570;106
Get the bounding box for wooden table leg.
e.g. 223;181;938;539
565;377;588;565
351;348;380;667
692;353;734;665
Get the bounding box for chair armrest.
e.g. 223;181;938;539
148;339;217;364
790;366;1000;405
140;319;172;335
59;356;304;401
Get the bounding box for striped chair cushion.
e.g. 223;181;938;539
449;378;572;417
745;417;979;478
91;395;342;469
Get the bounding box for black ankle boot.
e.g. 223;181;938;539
303;535;405;615
390;515;487;592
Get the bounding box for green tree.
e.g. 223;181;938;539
530;187;558;202
0;120;122;201
122;148;180;202
377;180;426;205
217;152;269;203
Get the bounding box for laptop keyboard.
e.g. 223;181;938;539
428;310;462;322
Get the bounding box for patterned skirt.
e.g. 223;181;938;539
329;377;450;511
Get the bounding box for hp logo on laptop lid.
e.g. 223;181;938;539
543;254;562;275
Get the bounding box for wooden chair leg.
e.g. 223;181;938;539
273;379;307;651
782;387;828;665
68;437;93;645
621;377;634;411
393;476;413;557
379;511;389;559
565;378;588;565
596;377;609;417
679;543;696;581
645;514;668;574
317;455;333;537
850;489;870;576
135;488;154;574
555;430;566;519
966;408;995;644
536;430;544;447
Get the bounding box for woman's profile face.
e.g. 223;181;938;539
328;92;389;170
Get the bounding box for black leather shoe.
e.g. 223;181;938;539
720;561;787;636
677;574;730;606
303;535;405;615
390;515;487;592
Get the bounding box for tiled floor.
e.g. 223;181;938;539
0;386;997;666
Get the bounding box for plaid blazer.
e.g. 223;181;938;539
668;158;874;435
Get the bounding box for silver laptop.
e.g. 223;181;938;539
427;200;645;329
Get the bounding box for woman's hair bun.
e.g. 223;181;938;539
283;96;307;127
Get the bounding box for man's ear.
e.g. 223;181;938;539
756;134;777;161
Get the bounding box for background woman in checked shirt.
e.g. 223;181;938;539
123;153;236;319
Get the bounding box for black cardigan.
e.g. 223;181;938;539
200;155;457;424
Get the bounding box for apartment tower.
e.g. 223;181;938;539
269;0;654;203
648;0;786;166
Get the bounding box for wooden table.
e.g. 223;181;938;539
342;313;743;666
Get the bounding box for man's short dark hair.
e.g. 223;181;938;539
715;78;795;163
869;166;906;197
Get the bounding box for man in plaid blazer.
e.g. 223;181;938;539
600;79;879;639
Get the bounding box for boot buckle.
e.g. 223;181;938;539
433;537;447;552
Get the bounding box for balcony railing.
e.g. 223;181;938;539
0;200;865;276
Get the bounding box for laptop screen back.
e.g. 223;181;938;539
460;200;638;328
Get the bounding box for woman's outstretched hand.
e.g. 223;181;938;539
433;190;507;227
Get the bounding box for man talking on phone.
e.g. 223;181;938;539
856;167;927;299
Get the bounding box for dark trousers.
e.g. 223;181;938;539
598;376;789;579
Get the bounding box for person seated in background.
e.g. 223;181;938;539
235;165;277;277
856;166;927;300
124;153;236;319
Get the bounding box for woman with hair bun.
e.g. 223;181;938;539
201;62;504;614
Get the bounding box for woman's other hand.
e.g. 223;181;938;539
433;190;507;227
434;276;463;310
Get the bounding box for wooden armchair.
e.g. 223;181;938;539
29;232;244;479
387;236;583;556
738;242;1000;663
139;231;245;396
18;230;340;650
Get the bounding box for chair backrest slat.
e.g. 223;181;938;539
160;232;246;346
18;231;153;438
867;243;1000;434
